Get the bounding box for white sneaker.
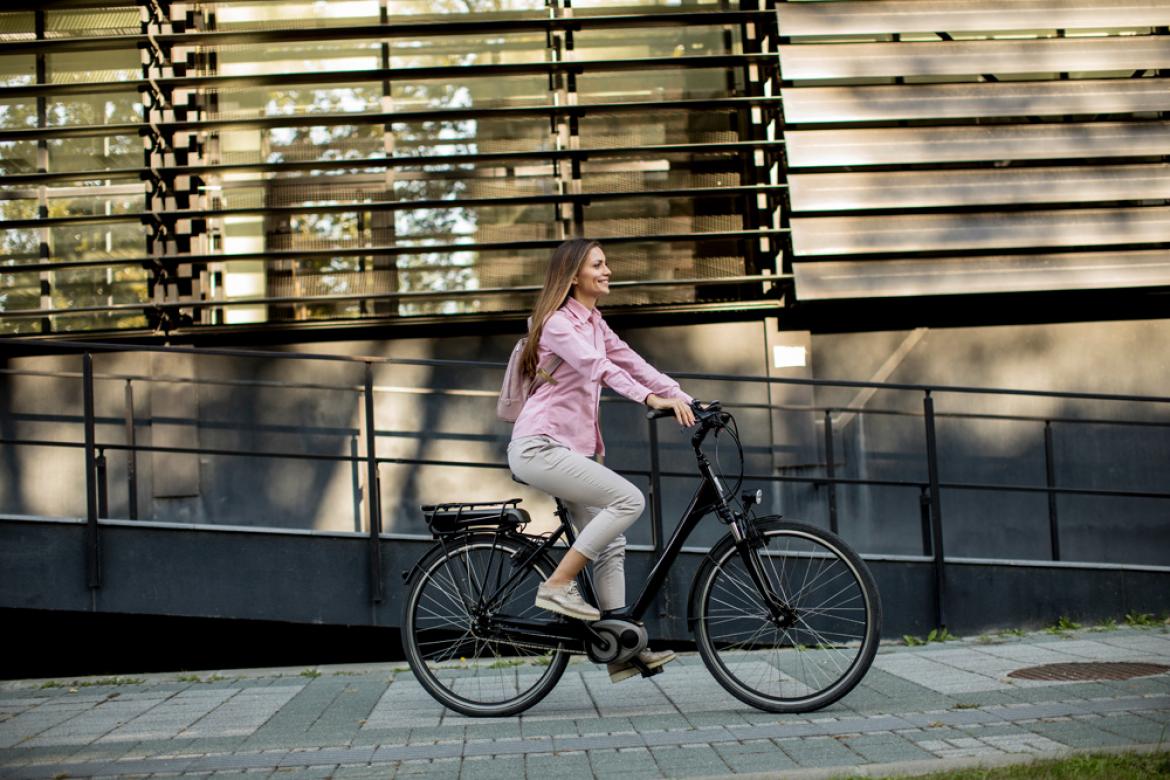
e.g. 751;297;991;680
608;648;677;683
534;580;601;621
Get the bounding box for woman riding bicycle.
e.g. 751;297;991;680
507;237;696;682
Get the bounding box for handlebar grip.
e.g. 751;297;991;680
646;399;709;421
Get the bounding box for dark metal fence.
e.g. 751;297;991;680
2;338;1169;630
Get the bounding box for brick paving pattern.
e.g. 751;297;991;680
0;627;1167;778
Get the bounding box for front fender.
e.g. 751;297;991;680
685;514;785;630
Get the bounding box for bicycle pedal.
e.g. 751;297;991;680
639;664;664;679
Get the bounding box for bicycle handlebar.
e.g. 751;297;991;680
646;399;721;420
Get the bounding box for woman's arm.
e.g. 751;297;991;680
541;313;654;403
600;318;693;404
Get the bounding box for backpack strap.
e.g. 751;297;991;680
534;356;563;386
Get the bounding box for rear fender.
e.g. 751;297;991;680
400;531;556;586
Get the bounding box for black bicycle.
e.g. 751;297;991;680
401;401;881;717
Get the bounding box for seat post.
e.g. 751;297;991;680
554;498;572;528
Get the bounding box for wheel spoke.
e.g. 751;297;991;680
697;526;878;713
404;537;569;716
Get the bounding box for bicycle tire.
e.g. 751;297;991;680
402;532;571;717
693;521;881;713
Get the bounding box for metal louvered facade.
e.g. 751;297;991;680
780;0;1170;303
1;1;1169;337
0;0;785;336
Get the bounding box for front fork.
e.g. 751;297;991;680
730;516;798;628
694;443;796;627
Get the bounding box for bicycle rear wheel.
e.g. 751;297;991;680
694;521;881;713
402;532;570;717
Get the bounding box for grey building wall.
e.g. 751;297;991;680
2;316;1168;575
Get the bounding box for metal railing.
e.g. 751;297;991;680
2;338;1168;628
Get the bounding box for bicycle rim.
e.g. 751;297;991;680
696;524;880;712
404;535;569;717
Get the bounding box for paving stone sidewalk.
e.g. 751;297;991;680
1;626;1167;779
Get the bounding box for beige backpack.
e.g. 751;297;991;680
497;338;563;422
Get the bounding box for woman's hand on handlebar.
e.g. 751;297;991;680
646;393;696;427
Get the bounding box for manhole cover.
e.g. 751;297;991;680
1008;661;1170;682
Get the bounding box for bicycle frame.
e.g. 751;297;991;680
485;423;779;650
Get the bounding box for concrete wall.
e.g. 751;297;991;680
790;319;1170;567
2;315;1168;621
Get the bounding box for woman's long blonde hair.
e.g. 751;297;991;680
520;237;600;381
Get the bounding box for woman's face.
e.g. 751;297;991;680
573;246;611;301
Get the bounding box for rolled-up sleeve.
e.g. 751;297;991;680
542;313;653;403
600;319;693;404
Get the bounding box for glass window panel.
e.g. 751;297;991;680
49;222;147;262
45;8;139;38
578;109;741;147
48;50;140;84
0;270;42;334
0;198;38;264
0;54;34;87
580;152;743;192
51;266;149;308
214;1;380;30
384;0;545;22
583;194;743;237
43;189;147;262
47;92;142;127
48;188;144;219
574;26;741;59
0;138;36;174
393;116;552;156
572;0;724;13
0;98;37;131
577;67;744;104
0;12;35;42
210;84;383;120
48;135;140;173
388;33;549;68
394;75;549;111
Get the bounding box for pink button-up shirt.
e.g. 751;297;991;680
511;297;692;457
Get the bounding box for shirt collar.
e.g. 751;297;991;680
562;296;598;324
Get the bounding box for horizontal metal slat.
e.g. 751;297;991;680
0;52;775;100
779;36;1170;80
782;78;1170;123
0;10;776;54
793;249;1170;300
0;96;781;142
789;165;1170;211
777;0;1170;36
785;121;1170;166
791;206;1170;256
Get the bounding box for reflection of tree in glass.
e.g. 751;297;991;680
1;191;148;333
0;89;148;333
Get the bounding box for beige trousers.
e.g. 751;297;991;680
507;434;646;612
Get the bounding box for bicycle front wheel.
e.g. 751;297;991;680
402;532;570;717
694;522;881;713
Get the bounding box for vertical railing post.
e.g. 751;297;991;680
918;486;932;556
96;448;108;519
647;417;665;552
364;362;384;604
922;390;945;629
823;409;839;535
124;379;138;520
82;353;101;589
647;415;670;619
1044;421;1061;561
